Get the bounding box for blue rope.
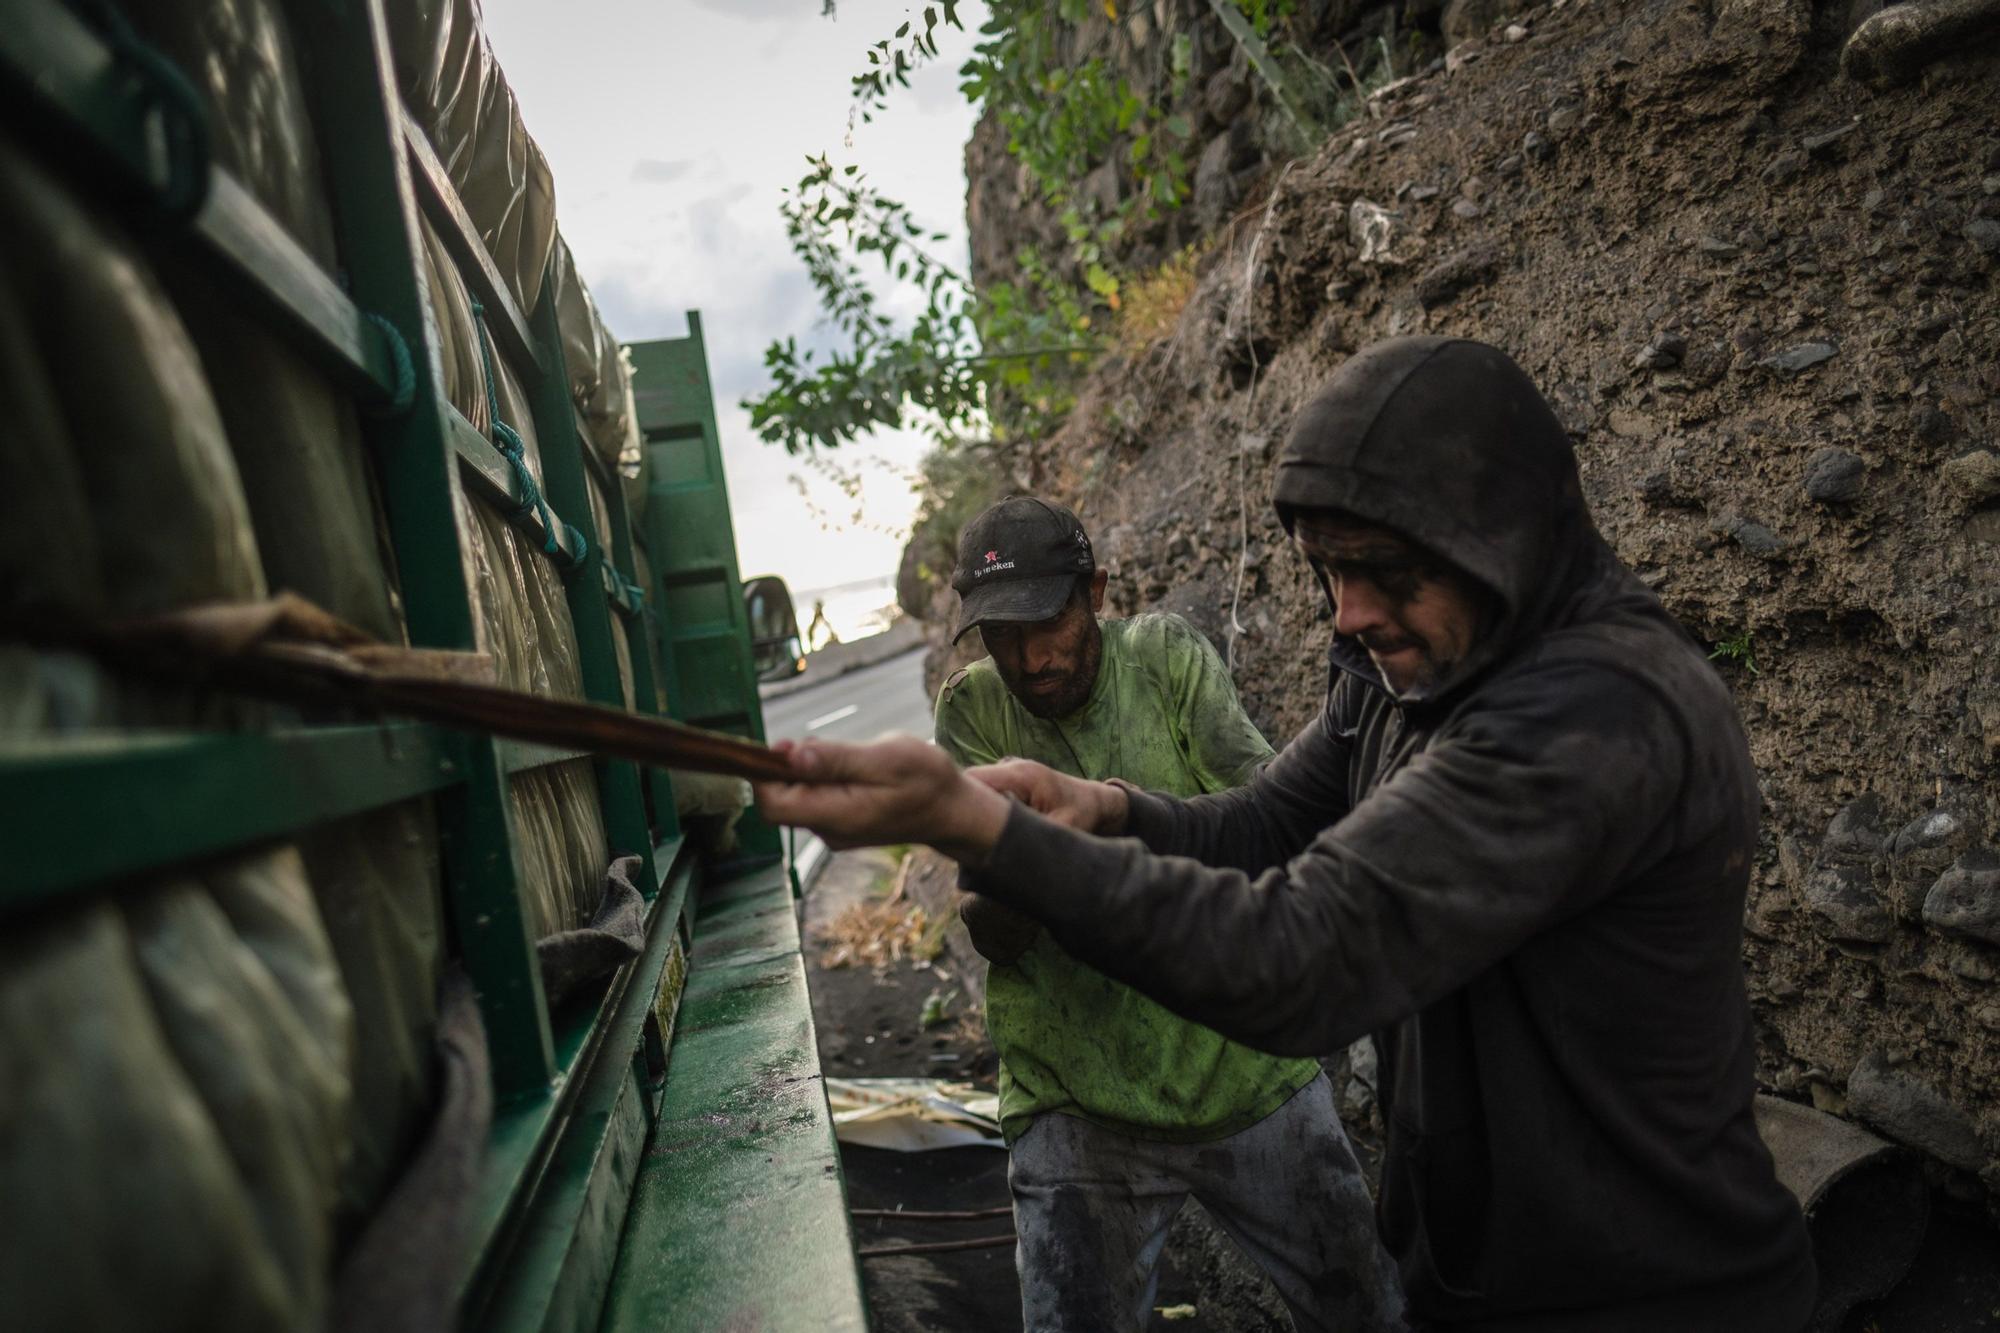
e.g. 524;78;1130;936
613;570;647;615
360;313;415;416
470;299;588;572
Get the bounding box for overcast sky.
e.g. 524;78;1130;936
480;0;989;615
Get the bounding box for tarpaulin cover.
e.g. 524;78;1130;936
0;134;353;1330
536;855;648;1007
388;0;557;322
128;0;339;267
421;212;493;437
98;0;450;1234
0;105;457;1330
388;0;639;493
296;802;446;1232
135;0;405;644
0;139;261;619
549;233;645;483
327;972;492;1333
449;339;610;940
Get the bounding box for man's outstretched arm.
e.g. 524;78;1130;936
961;663;1689;1054
758;663;1688;1057
1109;692;1352;877
933;681;1040;966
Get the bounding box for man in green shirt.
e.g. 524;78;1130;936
935;496;1404;1333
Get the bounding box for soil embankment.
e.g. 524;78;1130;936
886;0;1999;1321
924;0;2000;1199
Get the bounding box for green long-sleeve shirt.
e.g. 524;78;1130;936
934;612;1321;1144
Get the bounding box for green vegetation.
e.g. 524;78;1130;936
746;2;1204;455
1709;632;1761;677
919;986;959;1028
747;151;1094;454
747;3;1428;459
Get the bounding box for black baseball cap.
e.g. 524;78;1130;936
950;496;1096;644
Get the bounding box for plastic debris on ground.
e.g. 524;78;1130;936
825;1078;1005;1152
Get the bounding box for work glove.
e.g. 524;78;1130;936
957;886;1039;966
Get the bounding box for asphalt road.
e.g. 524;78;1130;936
760;647;934;745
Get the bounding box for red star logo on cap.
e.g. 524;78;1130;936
984;550;999;563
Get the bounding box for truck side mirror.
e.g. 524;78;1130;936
742;574;807;682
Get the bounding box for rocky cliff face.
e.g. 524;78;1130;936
929;0;2000;1194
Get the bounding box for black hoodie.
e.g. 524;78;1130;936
968;338;1817;1330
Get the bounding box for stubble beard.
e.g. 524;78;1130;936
1008;620;1102;720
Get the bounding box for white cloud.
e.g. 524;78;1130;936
628;158;694;185
688;0;809;22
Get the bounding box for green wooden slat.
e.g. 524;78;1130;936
0;724;456;913
0;0;402;411
444;401;591;568
578;428;620;498
629;318;781;855
598;861;866;1332
598;565;640;621
576;432;676;835
292;0;554;1094
400;108;542;384
499;740;595;776
522;270;656;877
464;846;694;1329
469;854;697;1333
593;464;679;841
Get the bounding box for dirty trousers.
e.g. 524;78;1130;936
1007;1073;1408;1332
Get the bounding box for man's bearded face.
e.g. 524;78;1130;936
983;585;1103;720
1292;511;1486;699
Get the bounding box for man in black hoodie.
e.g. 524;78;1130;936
758;337;1818;1331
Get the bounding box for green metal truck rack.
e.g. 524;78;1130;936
0;0;865;1327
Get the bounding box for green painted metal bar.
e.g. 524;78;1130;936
498;739;595;776
468;852;697;1333
444;400;591;568
591;444;680;841
629;317;781;855
400;108;542;384
0;724;456;914
578;426;621;498
292;0;554;1094
463;843;694;1328
522;268;657;883
0;1;403;412
598;860;867;1331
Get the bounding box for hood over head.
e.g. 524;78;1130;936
1273;336;1609;702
